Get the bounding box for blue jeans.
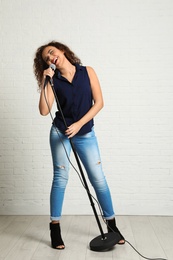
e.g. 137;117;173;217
50;125;115;221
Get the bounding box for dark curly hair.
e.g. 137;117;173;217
33;41;82;90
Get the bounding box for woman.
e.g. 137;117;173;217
33;41;125;249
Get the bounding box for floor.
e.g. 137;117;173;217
0;215;172;260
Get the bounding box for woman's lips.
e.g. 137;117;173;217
53;58;58;65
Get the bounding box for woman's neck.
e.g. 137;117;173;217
58;60;76;83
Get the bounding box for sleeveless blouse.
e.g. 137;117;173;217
52;64;94;135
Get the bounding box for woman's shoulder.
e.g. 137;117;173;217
86;66;94;71
86;66;98;79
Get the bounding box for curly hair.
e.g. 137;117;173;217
33;41;82;90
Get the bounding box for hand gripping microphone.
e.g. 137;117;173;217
44;63;56;88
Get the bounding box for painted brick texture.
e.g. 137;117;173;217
0;0;173;215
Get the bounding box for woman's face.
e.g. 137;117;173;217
42;46;65;67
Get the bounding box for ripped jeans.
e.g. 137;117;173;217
50;125;115;221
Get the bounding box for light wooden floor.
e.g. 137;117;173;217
0;215;172;260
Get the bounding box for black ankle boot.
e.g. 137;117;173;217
49;222;65;249
106;218;125;245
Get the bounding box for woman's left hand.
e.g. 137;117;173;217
65;122;82;138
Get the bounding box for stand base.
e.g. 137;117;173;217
90;232;121;251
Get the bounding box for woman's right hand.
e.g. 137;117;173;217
43;67;55;81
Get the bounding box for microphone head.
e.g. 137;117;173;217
49;63;56;71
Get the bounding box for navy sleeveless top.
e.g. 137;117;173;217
52;64;94;135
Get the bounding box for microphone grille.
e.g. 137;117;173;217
49;64;56;71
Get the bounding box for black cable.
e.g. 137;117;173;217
43;81;167;260
43;88;86;189
125;240;167;260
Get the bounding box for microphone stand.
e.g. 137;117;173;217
50;81;120;251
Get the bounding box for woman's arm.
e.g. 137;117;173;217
65;66;104;138
39;68;55;116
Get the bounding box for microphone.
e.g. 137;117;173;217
44;63;56;88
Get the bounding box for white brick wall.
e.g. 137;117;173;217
0;0;173;216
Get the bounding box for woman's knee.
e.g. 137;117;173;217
53;167;69;187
